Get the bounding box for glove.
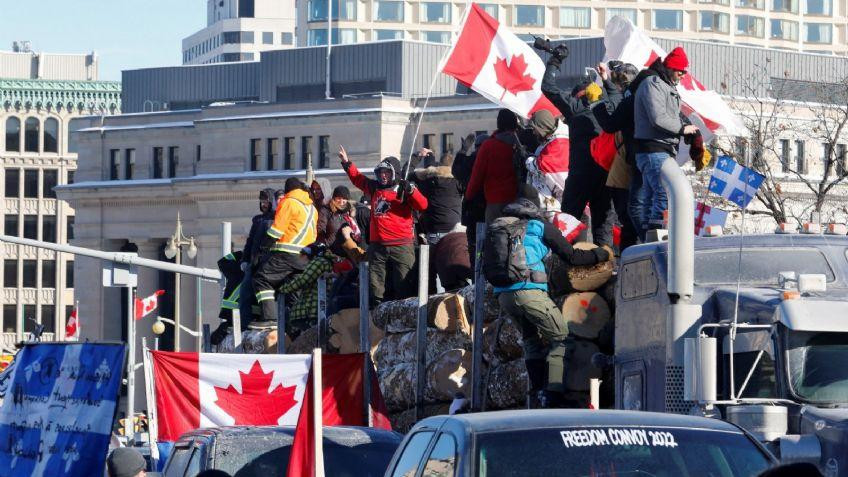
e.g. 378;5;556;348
584;83;603;103
399;179;414;196
593;246;611;263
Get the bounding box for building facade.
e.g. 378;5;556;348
297;0;847;55
182;0;297;65
0;49;120;349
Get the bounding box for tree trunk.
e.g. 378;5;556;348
548;242;615;293
483;317;523;363
288;325;320;355
485;359;528;410
426;349;473;402
375;293;471;334
374;329;471;374
217;328;290;354
558;292;612;340
389;404;451;434
327;308;385;358
458;283;501;324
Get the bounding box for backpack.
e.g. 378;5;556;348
483;217;547;287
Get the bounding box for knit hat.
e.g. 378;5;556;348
474;132;489;147
332;185;351;200
496;109;518;131
107;447;146;477
529;110;558;138
663;47;689;72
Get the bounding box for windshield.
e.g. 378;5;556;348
477;427;770;477
787;331;848;403
694;248;834;285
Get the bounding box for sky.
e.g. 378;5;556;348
0;0;207;81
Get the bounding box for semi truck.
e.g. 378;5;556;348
613;160;847;475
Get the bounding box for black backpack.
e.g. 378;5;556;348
483;217;546;287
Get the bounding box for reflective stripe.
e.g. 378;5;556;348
221;283;241;309
224;253;235;261
288;202;316;246
271;243;305;253
267;226;283;239
256;290;275;302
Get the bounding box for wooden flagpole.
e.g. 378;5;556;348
312;348;325;477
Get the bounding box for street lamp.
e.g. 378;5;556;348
163;212;197;351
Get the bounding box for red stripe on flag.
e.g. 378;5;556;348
152;351;200;441
528;94;559;117
644;50;661;67
441;4;499;85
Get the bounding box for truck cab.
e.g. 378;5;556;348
615;233;848;474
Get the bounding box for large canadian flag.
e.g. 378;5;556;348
150;351;311;441
440;3;559;119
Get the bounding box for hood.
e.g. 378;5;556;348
374;156;401;187
414;166;454;180
502;199;543;220
284;188;313;206
629;58;663;94
262;187;277;216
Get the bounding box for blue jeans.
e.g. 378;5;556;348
627;167;647;241
634;152;670;232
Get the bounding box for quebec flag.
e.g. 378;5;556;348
708;156;764;208
0;342;125;476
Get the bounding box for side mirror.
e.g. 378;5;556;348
684;336;717;403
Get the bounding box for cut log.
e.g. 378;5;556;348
483;318;523;363
288;325;320;355
389;404;450;433
380;363;416;412
217;328;286;354
327;308;385;358
374;329;471;374
548;242;615;293
559;292;612;340
262;330;292;354
564;339;602;392
426;349;473;402
375;293;471;334
485;359;528;410
458;283;501;324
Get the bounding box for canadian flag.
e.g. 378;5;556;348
150;351;312;441
527;121;570;214
440;3;559;119
135;290;165;320
552;212;587;244
65;307;79;340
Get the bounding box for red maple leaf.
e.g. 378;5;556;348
493;54;536;100
213;360;300;425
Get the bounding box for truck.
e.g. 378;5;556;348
613;160;847;475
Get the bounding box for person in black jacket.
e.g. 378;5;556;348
210;250;245;345
453;133;488;268
542;55;614;247
238;188;276;327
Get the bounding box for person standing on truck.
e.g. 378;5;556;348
465;109;523;223
484;186;610;408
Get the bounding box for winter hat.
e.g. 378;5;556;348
373;156;401;183
107;447;146;477
663;47;689;72
496;109;518;131
259;189;270;200
332;185;351;200
284;177;304;193
474;132;489;147
529;110;558;138
584;82;603;102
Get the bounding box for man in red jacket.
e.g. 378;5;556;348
465;109;522;223
339;145;428;307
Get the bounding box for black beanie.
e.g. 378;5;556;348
284;177;303;193
497;109;518;131
332;185;351;200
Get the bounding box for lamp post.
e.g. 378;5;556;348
163;212;197;351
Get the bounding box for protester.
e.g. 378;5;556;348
210;250;245;345
339;145;428;307
542;55;614;246
252;178;317;325
453;132;488;268
525;109;569;214
354;195;371;244
106;447;146;477
237;188;277;327
633;47;698;232
465;109;523;223
318;185;359;246
279;243;343;339
327;224;367;314
484;188;610;408
432;231;472;291
413;149;463;242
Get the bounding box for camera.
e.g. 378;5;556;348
532;36;569;61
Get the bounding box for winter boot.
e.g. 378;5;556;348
524;359;547;409
537;389;567;409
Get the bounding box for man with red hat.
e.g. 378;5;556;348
632;46;699;233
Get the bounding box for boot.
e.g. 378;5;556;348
250;300;279;329
524;359;547;409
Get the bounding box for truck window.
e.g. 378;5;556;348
185;446;202;477
390;431;434;477
787;330;848;403
694;248;834;285
163;444;193;477
727;351;778;399
422;433;457;477
620;259;658;300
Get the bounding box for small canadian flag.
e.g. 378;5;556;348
65;305;79;340
135;290;165;320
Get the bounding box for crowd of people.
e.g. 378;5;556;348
209;44;704;408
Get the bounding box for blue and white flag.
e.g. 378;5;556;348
708;156;764;208
0;342;125;476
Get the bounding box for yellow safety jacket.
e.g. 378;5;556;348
267;188;317;253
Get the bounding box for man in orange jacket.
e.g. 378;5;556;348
252;177;318;325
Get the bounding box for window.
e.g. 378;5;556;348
309;0;328;21
4;215;18;236
43;118;58;153
23;304;35;333
222;31;254;44
771;19;798;40
422;134;435;149
23;170;38;198
238;0;254;17
23;215;36;240
66;260;74;288
336;29;357;44
66;216;74;241
250;139;261;171
477;3;498;19
5;118;20;152
281;32;293;45
22;260;36;288
5;169;19;198
267;138;279;170
653;10;682;30
24;118;39;152
780;139;790;172
515;5;544;26
736;0;764;7
423;433;457;475
263;32;274;44
390;432;434;477
42;260;55;288
110;149;121;180
3;260;16;288
168;146;178;178
805;0;831;15
153;147;164;178
284;137;295;169
125;149;135;180
318;136;330;169
375;1;404;21
805;23;832;43
4;305;15;332
67;170;74;185
40;305;55;333
422;31;449;43
308;30;327;46
796;140;806;175
42;216;56;243
421;2;450;23
41;170;56;200
607;8;637;25
301;137;313;169
700;12;730;33
441;133;454;155
836;144;847;176
737;15;765;37
560;7;590;28
375;29;403;40
772;0;798;12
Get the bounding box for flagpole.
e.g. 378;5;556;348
141;339;160;466
126;286;137;442
312;348;325;477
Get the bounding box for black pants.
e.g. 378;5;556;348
368;243;416;307
609;187;637;251
561;160;614;247
252;252;307;321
